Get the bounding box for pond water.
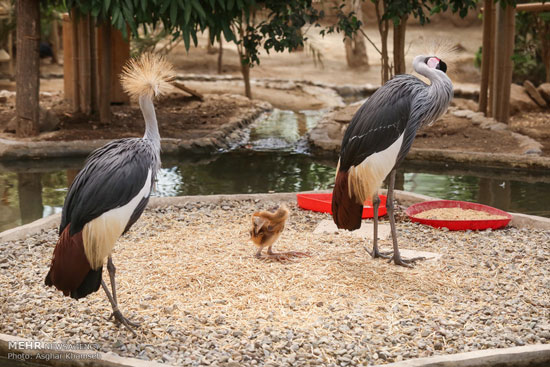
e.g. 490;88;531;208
1;108;549;232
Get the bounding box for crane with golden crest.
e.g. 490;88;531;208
45;53;174;334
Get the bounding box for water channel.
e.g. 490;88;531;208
1;108;549;232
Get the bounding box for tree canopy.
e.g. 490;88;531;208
65;0;359;67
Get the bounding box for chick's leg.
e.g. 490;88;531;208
262;245;310;262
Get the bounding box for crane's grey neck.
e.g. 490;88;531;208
139;94;161;152
413;55;452;87
412;55;453;124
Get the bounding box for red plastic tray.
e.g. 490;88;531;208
296;193;387;218
405;200;511;231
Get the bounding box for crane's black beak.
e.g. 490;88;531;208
436;60;447;73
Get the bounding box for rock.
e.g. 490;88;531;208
333;104;359;124
308;116;345;153
0;107;59;133
523;80;547;107
1;116;16;133
451;98;478;111
537;83;550;104
510;84;541;115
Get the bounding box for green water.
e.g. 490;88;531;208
1;152;550;232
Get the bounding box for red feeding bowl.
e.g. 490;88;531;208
406;200;512;231
296;193;387;218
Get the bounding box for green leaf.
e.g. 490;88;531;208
182;27;190;50
222;22;234;42
104;0;111;14
160;0;171;14
184;1;192;24
228;0;235;10
170;0;178;23
217;0;225;10
191;0;206;19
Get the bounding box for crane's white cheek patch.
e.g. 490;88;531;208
348;134;404;203
83;169;152;269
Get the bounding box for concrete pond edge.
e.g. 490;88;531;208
0;99;271;160
2;190;549;245
374;344;550;367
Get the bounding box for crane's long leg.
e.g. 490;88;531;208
101;257;140;334
366;193;390;259
107;257;118;305
387;170;424;267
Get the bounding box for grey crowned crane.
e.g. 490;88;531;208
45;53;174;333
332;55;453;267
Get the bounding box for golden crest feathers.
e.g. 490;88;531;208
120;53;175;98
423;39;458;66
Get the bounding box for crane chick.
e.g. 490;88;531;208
250;205;308;261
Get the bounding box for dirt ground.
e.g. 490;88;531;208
0;23;549;156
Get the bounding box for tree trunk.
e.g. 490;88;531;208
98;22;112;123
218;37;223;74
50;17;60;64
344;0;368;68
393;16;408;75
76;13;92;115
478;0;493;114
90;18;99;114
15;0;40;137
491;5;515;123
374;0;390;83
241;60;252;99
69;12;80;112
535;16;550;83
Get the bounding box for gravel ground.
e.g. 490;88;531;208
1;199;549;366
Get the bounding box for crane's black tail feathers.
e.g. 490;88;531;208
332;170;363;231
71;267;102;300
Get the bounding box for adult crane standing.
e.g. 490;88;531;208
45;53;174;333
332;55;453;267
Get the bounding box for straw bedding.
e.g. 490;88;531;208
1;199;549;366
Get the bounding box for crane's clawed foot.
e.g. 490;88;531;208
365;247;392;260
388;255;426;268
109;309;140;335
258;251;310;263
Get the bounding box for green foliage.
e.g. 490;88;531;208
474;46;482;68
65;0;357;68
40;2;66;39
377;0;478;26
512;10;547;84
319;3;361;40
